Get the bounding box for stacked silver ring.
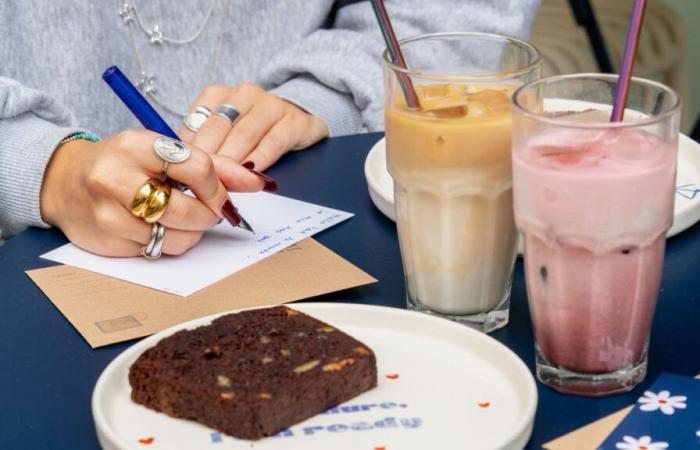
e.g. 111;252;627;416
153;136;192;179
142;223;166;260
215;104;240;124
182;105;211;132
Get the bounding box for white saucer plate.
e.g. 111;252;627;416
93;303;537;450
366;134;700;238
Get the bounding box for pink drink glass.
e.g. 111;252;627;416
512;74;680;395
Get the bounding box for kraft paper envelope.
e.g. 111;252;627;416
544;374;700;449
27;239;376;348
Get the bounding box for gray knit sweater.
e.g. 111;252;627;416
0;0;539;240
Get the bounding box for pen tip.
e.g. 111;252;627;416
239;216;255;234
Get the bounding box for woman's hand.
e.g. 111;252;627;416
40;130;264;257
178;83;329;175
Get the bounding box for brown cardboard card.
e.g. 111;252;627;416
543;406;634;450
543;374;700;449
27;238;376;348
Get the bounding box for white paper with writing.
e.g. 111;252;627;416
41;192;353;296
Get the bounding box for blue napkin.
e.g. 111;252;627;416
599;373;699;449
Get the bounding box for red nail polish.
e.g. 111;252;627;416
243;166;278;193
222;200;241;227
260;175;278;193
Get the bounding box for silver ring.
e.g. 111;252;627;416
215;104;240;124
142;223;166;260
153;136;191;177
154;136;191;164
182;105;211;132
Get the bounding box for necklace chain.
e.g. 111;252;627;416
121;0;218;45
117;0;230;117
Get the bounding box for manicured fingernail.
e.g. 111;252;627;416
242;166;278;193
222;200;241;227
260;175;278;193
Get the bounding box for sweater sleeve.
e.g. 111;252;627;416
268;0;541;137
0;76;87;239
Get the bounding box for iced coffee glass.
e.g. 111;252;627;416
384;32;541;332
512;74;680;395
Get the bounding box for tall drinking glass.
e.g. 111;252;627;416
384;32;541;332
512;74;680;395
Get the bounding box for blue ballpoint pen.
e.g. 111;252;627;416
102;65;254;233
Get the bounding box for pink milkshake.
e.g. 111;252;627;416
512;74;680;396
514;127;676;379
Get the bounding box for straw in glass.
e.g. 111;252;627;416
610;0;647;122
370;0;421;109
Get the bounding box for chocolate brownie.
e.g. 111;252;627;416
128;305;377;440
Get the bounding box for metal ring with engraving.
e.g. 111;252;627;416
215;104;240;125
182;105;211;133
153;136;192;177
142;222;166;260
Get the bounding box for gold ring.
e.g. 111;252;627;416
130;179;172;224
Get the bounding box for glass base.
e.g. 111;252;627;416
406;292;510;334
535;344;647;396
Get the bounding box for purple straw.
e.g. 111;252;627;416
370;0;421;109
610;0;647;122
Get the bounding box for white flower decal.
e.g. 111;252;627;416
638;390;687;415
615;435;669;450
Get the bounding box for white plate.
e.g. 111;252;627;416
366;133;700;238
93;303;537;450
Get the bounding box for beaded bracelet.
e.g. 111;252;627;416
56;131;101;149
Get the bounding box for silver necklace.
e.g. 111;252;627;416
127;0;218;45
118;0;230;117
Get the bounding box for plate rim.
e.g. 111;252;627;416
670;134;700;236
92;302;538;450
364;138;395;221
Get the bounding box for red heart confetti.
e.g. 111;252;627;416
478;402;491;408
138;437;155;445
385;373;399;380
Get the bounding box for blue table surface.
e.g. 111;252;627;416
1;132;699;449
